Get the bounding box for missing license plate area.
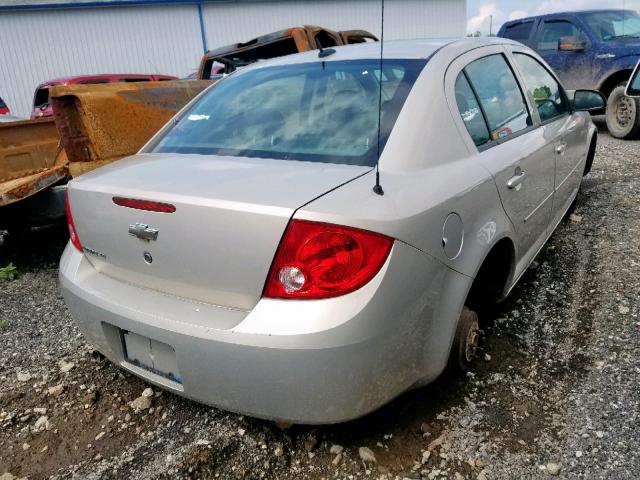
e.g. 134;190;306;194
122;331;182;384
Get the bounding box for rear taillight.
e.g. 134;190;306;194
113;196;176;213
263;220;393;300
65;190;82;252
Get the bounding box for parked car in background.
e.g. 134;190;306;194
499;9;640;139
0;96;10;115
61;37;604;424
30;73;177;119
198;25;377;78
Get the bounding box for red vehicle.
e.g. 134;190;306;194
30;73;177;119
0;96;9;115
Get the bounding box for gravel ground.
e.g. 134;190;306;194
0;127;638;480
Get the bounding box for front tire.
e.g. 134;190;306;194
447;306;479;372
605;85;640;139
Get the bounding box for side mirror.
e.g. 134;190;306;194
625;60;640;97
559;36;586;52
572;90;606;114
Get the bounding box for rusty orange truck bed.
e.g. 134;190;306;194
0;118;65;207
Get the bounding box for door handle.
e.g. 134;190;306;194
507;169;526;189
556;143;567;155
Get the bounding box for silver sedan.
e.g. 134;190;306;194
60;37;604;424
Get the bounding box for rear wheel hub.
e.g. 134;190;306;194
464;319;480;363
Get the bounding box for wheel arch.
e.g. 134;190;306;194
465;235;517;312
598;68;634;97
414;233;517;387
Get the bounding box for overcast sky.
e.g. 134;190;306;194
467;0;640;34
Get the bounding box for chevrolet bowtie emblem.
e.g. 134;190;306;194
128;222;158;241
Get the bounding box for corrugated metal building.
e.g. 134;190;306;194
0;0;466;117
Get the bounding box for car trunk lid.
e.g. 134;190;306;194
68;153;369;311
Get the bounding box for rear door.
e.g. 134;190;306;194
448;47;555;261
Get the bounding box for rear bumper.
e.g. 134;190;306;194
60;241;468;424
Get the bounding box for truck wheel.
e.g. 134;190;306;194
447;306;479;372
606;85;640;139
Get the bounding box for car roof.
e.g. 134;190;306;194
237;37;521;72
503;9;636;25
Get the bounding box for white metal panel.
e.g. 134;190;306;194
0;5;203;117
202;0;466;48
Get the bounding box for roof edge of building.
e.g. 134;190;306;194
0;0;263;12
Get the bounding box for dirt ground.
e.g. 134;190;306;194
0;125;638;479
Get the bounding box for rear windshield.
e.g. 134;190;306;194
0;97;6;108
152;59;425;166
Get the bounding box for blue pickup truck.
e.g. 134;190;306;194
498;9;640;139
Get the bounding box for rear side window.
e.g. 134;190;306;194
513;53;569;123
152;59;425;166
0;97;6;109
463;54;531;142
537;20;582;50
503;21;534;44
454;73;490;147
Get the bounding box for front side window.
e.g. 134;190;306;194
454;73;490;147
537;20;583;50
152;59;425;166
513;53;569;123
581;10;640;41
463;54;531;142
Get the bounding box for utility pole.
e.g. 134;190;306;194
489;14;493;36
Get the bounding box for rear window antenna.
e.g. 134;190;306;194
373;0;385;196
